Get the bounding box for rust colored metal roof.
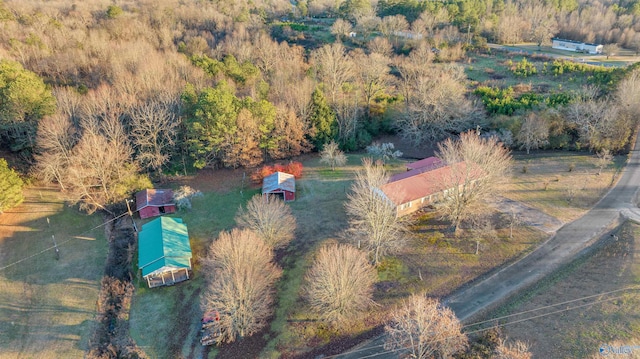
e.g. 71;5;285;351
381;162;478;206
262;172;295;193
406;156;444;171
135;189;175;210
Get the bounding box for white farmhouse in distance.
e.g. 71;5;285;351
552;38;603;54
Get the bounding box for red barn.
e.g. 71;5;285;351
262;172;295;202
136;189;177;219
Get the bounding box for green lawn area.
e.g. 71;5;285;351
129;188;259;359
127;150;625;358
0;186;107;359
502;221;640;358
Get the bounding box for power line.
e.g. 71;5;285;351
0;211;130;272
320;286;640;359
346;293;632;359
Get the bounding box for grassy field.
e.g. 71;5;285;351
0;186;107;358
466;50;599;92
499;151;624;222
127;150;624;358
500;221;640;358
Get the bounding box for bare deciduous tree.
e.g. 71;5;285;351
516;113;549;154
201;229;282;344
615;67;640;122
129;99;178;174
367;37;393;57
33;114;77;190
397;61;476;145
565;97;632;152
319;140;347;171
524;4;558;48
65;116;148;214
331;18;353;41
345;158;408;265
603;43;620;59
385;295;468;359
312;43;354;104
595;148;613;175
303;243;376;326
354;51;391;109
235;194;296;250
436;131;512;234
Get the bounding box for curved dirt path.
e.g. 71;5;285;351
337;133;640;358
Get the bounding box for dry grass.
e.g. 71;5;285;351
499;152;622;222
0;186;107;358
503;221;640;358
383;211;549;303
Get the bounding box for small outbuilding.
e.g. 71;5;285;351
138;217;192;288
136;189;176;219
262;172;296;201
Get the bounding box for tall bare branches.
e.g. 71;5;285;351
345;158;407;265
385;295;468;359
129;100;178;173
312;42;354;104
235;194;296;250
303;244;376;327
436;131;512;234
201;229;282;344
319;140;347;171
396;58;476;145
516;113;549;155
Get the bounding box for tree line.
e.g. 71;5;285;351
1;0;640;215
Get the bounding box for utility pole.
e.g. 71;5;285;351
126;199;138;232
52;235;59;260
47;217;59;260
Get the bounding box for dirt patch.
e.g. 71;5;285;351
487;196;564;234
169;167;249;193
375;134;437;160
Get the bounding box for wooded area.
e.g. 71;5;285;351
1;0;640;213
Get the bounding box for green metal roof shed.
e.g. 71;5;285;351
138;217;193;288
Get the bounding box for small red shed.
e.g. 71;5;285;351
262;172;295;202
136;189;177;219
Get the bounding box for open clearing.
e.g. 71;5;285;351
498;151;624;223
127;149;623;358
0;186;107;358
501;221;640;358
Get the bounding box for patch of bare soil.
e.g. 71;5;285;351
487;196;564;233
501;222;640;358
375;134;437;160
168;167;248;193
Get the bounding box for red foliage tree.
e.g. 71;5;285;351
250;162;304;184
